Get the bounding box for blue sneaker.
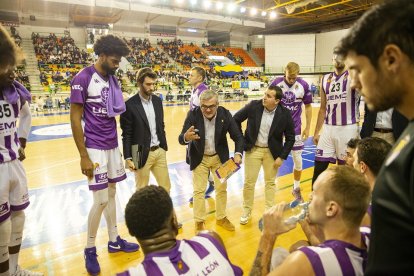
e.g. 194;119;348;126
108;236;140;253
84;247;100;275
205;181;215;198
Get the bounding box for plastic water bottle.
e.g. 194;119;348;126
258;200;309;231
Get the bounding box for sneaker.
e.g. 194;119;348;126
195;221;206;231
108;236;140;253
292;187;304;203
84;247;100;275
189;197;194;203
216;217;235;231
240;212;252;225
205;181;215;198
11;266;44;276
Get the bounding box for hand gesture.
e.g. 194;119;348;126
184;125;200;142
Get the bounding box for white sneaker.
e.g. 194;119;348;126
240;212;251;225
12;265;44;276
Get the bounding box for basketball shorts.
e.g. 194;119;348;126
0;160;30;223
86;147;127;191
315;124;359;164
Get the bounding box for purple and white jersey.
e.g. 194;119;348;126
70;66;118;150
117;234;243;276
189;83;208;111
271;77;312;135
321;71;360;126
0;94;22;163
299;231;369;276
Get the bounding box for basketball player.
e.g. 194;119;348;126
271;62;312;202
312;49;360;185
117;185;243;276
0;26;42;276
250;166;370;276
188;66;214;202
70;35;138;275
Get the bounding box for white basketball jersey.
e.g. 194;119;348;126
0;96;21;163
321;71;360;126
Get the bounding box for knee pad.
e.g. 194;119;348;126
10;211;25;247
107;183;116;199
93;189;109;207
0;219;11;247
292;150;303;171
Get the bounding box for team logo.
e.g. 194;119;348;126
282;91;296;104
0;203;9;215
101;87;109;104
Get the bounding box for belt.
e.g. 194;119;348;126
255;145;269;148
374;128;393;133
204;153;218;157
150;145;160;151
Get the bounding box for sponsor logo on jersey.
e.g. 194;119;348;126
71;84;83;91
0;121;16;130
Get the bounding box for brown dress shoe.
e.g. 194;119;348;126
195;221;205;231
216;217;235;231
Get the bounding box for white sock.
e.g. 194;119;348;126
9;253;18;275
86;189;108;248
103;183;118;243
293;180;300;190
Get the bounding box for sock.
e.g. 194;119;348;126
293;180;300;190
86;189;108;248
8;254;17;275
103;183;118;243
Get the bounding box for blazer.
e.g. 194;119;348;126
233;100;295;160
178;106;244;171
120;93;167;168
360;104;408;141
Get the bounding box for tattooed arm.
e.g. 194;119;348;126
249;204;297;276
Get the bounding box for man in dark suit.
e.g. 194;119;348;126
360;104;408;144
120;68;170;192
179;90;243;232
233;85;295;225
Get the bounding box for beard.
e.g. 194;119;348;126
102;61;117;75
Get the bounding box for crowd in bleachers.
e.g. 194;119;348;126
32;32;90;66
125;38;170;67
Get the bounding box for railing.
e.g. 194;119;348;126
264;65;334;74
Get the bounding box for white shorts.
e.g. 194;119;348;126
0;160;30;223
292;135;304;151
315;124;359;164
86;147;127;191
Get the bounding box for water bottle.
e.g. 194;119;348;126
258;200;309;231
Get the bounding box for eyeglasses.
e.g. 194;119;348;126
201;104;217;110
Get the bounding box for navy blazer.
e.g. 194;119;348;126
178;106;244;171
120;93;167;168
360;104;408;141
233;100;295;160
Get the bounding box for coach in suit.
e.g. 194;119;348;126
120;68;171;192
360;104;408;144
233;85;295;225
179;90;243;232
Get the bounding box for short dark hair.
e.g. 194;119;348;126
136;67;157;84
347;138;360;149
191;66;206;81
94;34;130;57
324;166;370;228
268;85;283;100
337;0;414;68
0;25;22;70
356;137;392;176
125;186;173;239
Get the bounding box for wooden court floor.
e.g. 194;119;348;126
19;100;320;275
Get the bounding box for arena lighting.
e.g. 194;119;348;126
261;10;267;16
190;0;197;4
216;1;224;10
269;11;277;19
258;35;263;38
227;3;236;13
187;28;197;32
240;6;246;13
203;0;212;9
175;0;184;4
250;8;257;16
